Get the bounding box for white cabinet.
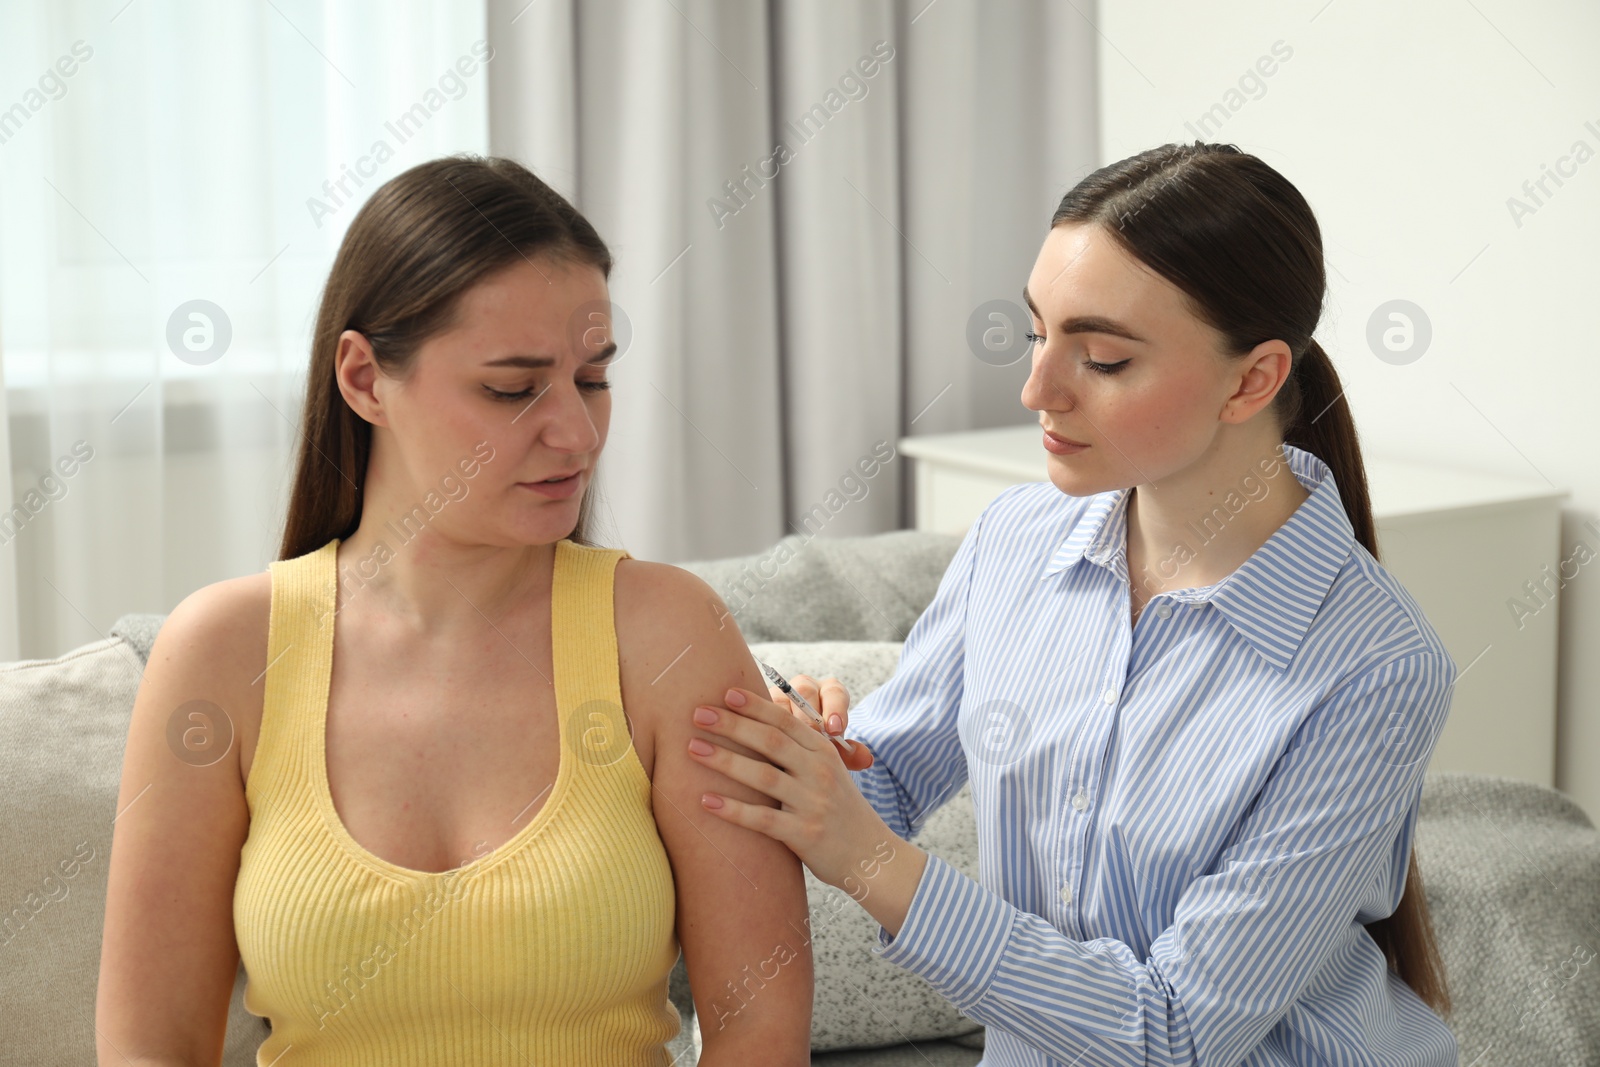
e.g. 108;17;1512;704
898;425;1568;787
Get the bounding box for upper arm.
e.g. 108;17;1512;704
1155;651;1456;1066
96;577;266;1066
616;561;812;1060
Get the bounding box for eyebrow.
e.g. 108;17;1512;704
481;346;617;369
1022;285;1149;345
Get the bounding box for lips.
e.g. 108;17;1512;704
1042;428;1089;447
524;469;583;483
519;469;584;499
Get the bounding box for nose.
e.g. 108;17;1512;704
1020;339;1075;415
532;379;602;455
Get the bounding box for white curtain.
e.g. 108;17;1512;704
486;0;1099;564
0;0;1097;659
0;0;489;660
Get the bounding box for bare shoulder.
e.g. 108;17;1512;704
613;557;734;633
158;570;271;678
145;569;272;784
613;558;746;666
612;558;755;756
159;569;271;656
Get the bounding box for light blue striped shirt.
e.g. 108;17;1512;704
848;443;1459;1067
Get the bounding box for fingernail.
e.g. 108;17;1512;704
828;714;843;734
693;706;718;725
725;689;747;707
688;738;714;756
701;793;724;809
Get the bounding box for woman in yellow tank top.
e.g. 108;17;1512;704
95;156;853;1066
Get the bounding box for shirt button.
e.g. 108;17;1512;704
1155;602;1172;618
1071;791;1089;812
1102;688;1117;705
1059;884;1072;904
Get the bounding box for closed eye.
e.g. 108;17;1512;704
1025;332;1129;375
484;381;611;402
1081;358;1129;375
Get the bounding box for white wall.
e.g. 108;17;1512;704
1097;0;1600;820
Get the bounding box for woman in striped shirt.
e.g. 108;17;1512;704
688;142;1460;1066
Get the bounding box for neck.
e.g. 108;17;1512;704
1125;434;1309;600
334;507;556;638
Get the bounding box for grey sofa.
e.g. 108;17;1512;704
2;529;1597;1065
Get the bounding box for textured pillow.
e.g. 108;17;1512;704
1415;772;1600;1064
0;632;268;1067
676;529;962;643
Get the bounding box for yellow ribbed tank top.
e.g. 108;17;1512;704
233;537;681;1066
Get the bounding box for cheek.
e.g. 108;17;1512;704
454;400;507;451
1124;373;1205;433
1087;379;1206;471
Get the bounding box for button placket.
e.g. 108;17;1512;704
1064;578;1126;932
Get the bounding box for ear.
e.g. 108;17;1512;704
334;330;390;428
1219;339;1294;425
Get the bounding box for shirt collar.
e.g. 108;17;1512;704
1039;443;1355;673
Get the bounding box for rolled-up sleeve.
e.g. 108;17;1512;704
865;651;1458;1067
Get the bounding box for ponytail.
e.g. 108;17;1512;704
1282;338;1451;1016
1052;142;1452;1018
1281;340;1376;557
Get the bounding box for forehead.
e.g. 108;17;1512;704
453;256;608;329
416;256;612;372
1025;223;1194;333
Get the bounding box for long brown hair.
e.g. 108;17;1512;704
278;154;613;563
1051;142;1452;1016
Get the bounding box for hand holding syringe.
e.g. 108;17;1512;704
755;659;875;770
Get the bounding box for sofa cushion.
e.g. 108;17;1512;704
676;530;962;643
107;611;165;665
0;633;268;1067
1415;772;1600;1064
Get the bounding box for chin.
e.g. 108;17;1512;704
1044;458;1110;499
494;507;581;543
